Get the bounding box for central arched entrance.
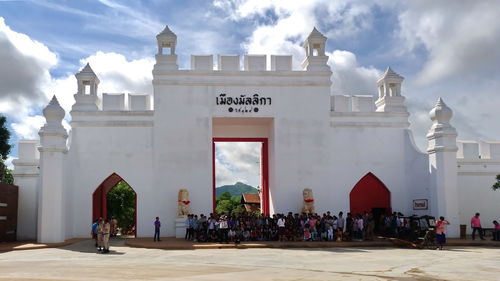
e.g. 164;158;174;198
92;173;137;237
349;172;391;216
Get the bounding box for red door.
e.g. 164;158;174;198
92;173;137;236
349;172;391;215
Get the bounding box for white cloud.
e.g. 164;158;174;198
215;142;261;187
0;17;56;109
10;115;45;140
328;50;382;95
81;52;154;95
0;18;155;154
5;156;14;170
397;0;500;84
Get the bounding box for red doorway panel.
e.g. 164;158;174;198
92;173;137;236
349;172;391;215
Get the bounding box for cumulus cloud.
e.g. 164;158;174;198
397;0;500;84
213;0;384;95
0;18;154;152
328;50;382;95
215;142;261;188
0;17;57;118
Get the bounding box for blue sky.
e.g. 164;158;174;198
1;0;500;186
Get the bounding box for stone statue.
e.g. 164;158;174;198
177;189;190;218
301;188;315;214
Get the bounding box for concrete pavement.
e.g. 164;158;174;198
0;238;499;280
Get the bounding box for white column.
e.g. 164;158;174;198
37;96;68;243
427;98;460;237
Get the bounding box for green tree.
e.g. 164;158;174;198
107;181;135;230
492;174;500;191
215;191;245;215
0;115;10;160
0;115;12;184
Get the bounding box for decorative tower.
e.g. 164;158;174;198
375;67;408;113
154;25;178;71
37;96;68;243
427;98;460;237
301;27;330;71
72;63;99;111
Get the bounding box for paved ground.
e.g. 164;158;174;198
0;239;499;281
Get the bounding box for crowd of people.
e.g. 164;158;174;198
179;211;416;243
90;211;500;253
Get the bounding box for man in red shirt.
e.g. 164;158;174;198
470;212;485;240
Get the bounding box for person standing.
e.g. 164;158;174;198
492;220;500;241
435;216;450;250
91;219;99;248
337;212;345;233
219;214;229;243
470;213;485;240
102;219;111;253
184;214;192;240
97;218;104;252
154;217;161;242
277;214;286;241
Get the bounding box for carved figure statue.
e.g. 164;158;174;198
177;189;190;217
301;188;315;214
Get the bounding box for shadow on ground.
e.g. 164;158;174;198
60;238;126;255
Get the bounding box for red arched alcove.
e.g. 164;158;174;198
349;172;391;215
92;173;137;235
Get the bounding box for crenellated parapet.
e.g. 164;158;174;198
457;140;500;176
329;94;409;128
152;26;332;89
12;140;39;179
329;67;410;129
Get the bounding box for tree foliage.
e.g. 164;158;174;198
0;115;12;184
492;174;500;191
215;191;245;216
107;181;135;230
0;115;11;160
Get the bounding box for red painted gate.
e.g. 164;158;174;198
349;172;391;215
92;173;137;235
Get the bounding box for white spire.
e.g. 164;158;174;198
156;25;177;55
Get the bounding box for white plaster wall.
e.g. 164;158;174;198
457;172;500;233
65;125;154;238
325;126;428;216
13;176;38;240
153;84;213;237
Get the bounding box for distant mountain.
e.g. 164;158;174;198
216;182;258;198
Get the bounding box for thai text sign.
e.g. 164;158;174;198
413;199;428;210
216;93;271;113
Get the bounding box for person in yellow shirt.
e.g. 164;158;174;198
97;218;104;252
102;219;111;253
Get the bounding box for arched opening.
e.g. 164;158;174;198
349;172;391;216
92;173;137;237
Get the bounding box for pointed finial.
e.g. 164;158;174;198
307;26;327;39
381;67;403;79
157;25;176;38
430;97;453;124
49;95;60;106
43;95;65;122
